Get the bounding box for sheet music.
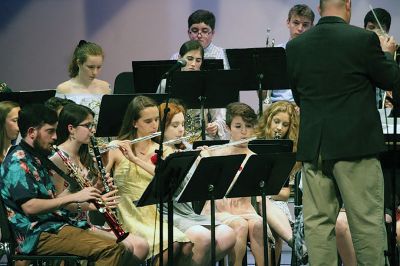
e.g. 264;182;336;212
175;155;202;202
379;109;400;134
225;154;252;196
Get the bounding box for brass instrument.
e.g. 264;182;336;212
264;28;275;106
99;131;161;154
53;146;129;242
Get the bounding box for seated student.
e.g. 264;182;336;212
56;40;111;122
202;102;270;266
363;8;394;109
44;97;75;116
255;101;301;263
159;101;236;265
0;104;133;265
170;9;229;69
159;40;229;140
0;100;20;252
0;101;20;164
105;96;192;265
49;103;149;262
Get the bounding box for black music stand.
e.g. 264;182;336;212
95;93;167;137
226;47;288;115
226;152;296;266
167;70;241;139
131;59;224;93
176;154;246;265
136;150;201;265
0;90;56;106
249;139;293;154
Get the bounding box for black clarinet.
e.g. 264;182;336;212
90;136;111;193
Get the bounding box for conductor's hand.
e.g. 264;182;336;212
74;187;102;203
379;35;397;54
206;122;218;137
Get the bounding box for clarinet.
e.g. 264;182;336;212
53;146;129;242
90;136;111;193
274;132;282;139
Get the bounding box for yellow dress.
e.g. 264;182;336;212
113;144;189;259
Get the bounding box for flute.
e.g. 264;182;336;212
207;136;257;151
163;134;196;145
99;131;161;154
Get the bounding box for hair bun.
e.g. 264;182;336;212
77;40;88;47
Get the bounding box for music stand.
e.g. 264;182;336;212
136;150;201;265
226;152;296;266
193;140;228;149
0;90;56;106
95;93;167;137
249;139;293;154
168;70;241;139
201;59;224;70
226;47;288;115
132;59;224;93
176;154;246;265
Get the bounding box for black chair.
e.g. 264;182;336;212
0;197;87;266
114;72;134;94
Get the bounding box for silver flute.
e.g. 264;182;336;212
163;134;195;145
207;136;257;151
99;131;161;154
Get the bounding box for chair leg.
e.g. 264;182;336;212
270;246;276;266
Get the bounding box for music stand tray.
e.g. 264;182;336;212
248;139;293;154
168;70;241;109
226;47;289;115
0;90;56;106
132;59;224;94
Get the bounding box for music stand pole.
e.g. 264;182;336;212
208;184;217;264
199;96;207;140
158;76;171;266
259;180;270;266
257;73;264;117
390;105;399;266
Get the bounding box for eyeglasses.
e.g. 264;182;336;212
189;27;213;36
77;123;96;130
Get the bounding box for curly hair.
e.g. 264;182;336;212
255;101;299;152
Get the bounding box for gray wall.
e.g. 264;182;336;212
0;0;399;92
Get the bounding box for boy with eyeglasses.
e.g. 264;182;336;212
171;9;229;70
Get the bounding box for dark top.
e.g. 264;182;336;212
286;16;400;161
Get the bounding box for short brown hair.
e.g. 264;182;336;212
288;4;315;23
226;102;257;128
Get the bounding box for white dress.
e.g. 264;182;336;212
55;93;104;124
